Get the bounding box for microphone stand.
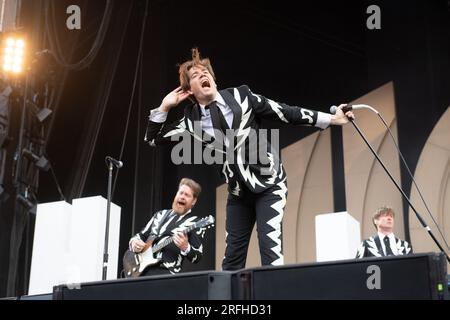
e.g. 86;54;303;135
102;160;117;280
348;118;450;263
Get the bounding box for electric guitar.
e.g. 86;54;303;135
123;215;214;278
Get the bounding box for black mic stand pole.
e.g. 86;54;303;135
102;161;115;280
349;118;450;263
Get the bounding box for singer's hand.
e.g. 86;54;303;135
330;104;355;125
159;87;191;112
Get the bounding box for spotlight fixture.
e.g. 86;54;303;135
22;148;50;171
2;37;25;74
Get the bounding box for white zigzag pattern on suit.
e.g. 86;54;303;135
367;237;382;257
233;88;252;151
267;98;289;123
265;153;277;185
171;216;197;234
237;150;265;188
266;179;287;266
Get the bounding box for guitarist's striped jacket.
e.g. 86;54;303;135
129;209;204;274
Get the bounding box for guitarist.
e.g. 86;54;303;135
128;178;204;276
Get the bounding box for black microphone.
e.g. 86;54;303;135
105;156;123;168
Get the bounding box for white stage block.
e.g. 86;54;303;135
71;196;121;283
29;201;72;295
28;196;121;295
315;211;360;262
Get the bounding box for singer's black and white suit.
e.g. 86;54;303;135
145;85;331;269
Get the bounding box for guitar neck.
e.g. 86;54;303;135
152;225;196;254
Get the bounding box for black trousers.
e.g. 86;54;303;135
222;179;287;270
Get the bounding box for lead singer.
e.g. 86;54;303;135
145;48;354;270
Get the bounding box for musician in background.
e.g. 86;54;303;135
356;206;413;258
128;178;204;276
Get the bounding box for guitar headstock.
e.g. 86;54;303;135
195;215;215;229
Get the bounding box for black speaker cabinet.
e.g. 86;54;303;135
20;293;53;300
235;253;447;300
53;271;235;300
52;253;447;300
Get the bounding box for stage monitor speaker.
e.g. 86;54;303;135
53;271;235;300
236;253;447;300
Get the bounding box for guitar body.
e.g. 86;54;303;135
123;238;163;278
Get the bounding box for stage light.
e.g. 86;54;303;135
2;37;25;74
22;148;50;171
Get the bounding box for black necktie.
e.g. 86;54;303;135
206;102;229;136
383;236;394;256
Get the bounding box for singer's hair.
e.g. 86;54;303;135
179;177;202;199
372;206;395;229
178;48;216;92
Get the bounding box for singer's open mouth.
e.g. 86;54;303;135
201;79;211;88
